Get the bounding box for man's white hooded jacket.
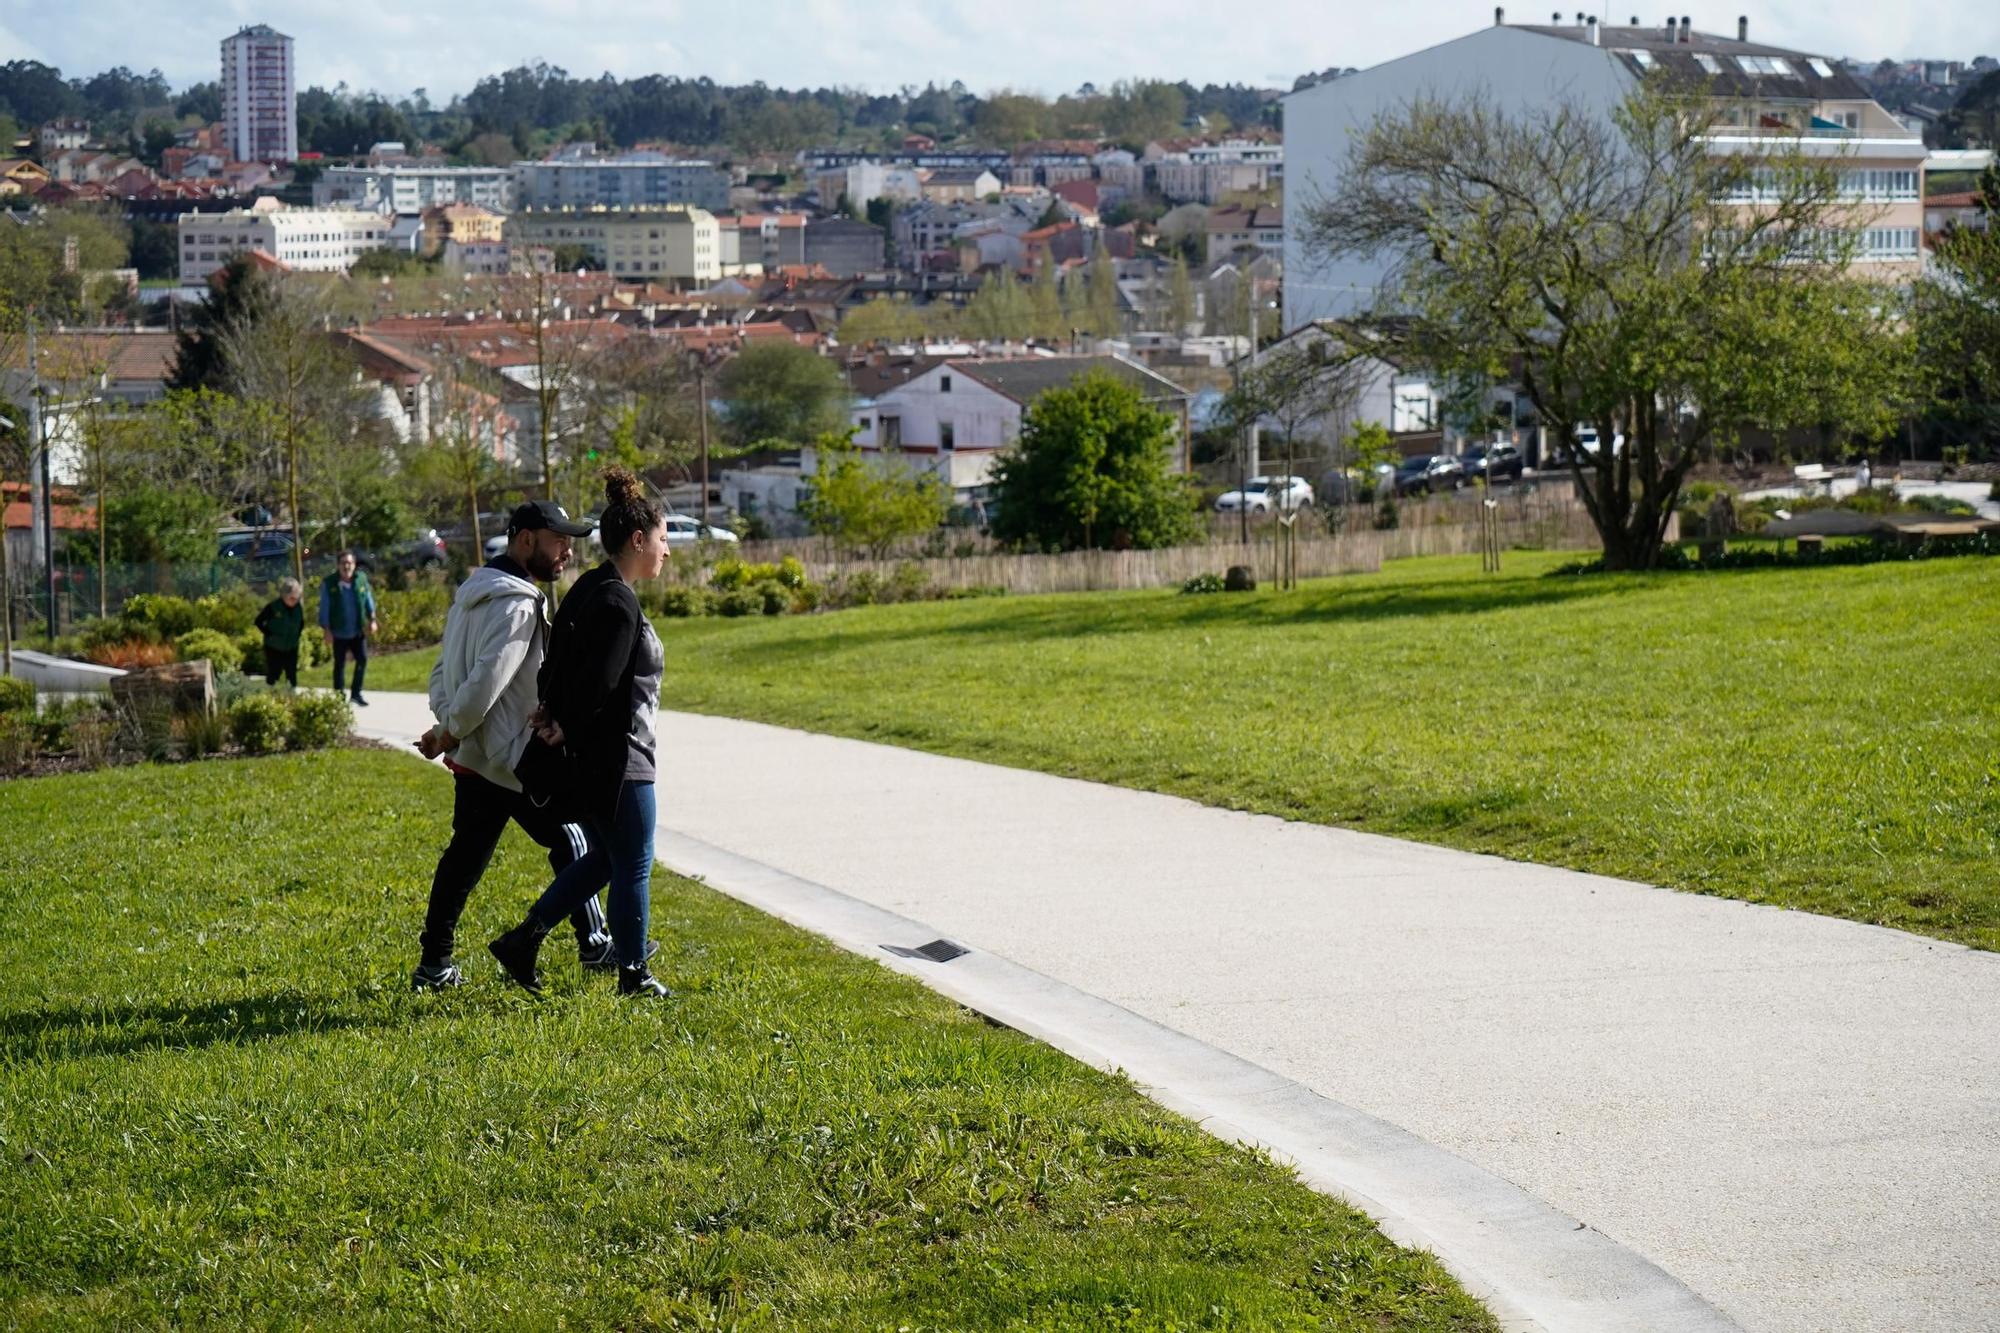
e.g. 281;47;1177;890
427;561;549;791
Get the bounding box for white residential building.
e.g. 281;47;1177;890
220;24;297;163
816;162;924;211
177;202;392;283
513;152;729;212
505;206;721;284
313;164;517;213
1282;16;1930;324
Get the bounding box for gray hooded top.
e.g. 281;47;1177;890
426;562;549;790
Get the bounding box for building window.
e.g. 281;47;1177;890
939;374;952;393
1694;53;1723;75
939;421;955;451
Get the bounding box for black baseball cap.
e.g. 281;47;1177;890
507;500;594;538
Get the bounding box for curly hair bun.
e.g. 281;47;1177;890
602;465;644;508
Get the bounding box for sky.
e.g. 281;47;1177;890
3;0;1995;103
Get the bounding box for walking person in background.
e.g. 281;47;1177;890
490;467;672;1000
410;500;626;991
255;578;305;688
320;551;377;707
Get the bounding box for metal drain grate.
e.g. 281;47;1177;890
881;939;970;963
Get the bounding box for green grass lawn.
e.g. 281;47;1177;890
640;552;2000;951
0;752;1493;1330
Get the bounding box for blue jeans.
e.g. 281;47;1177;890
530;781;655;968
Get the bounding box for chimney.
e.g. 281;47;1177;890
1665;14;1676;39
1680;16;1691;42
1737;14;1748;40
1587;15;1600;43
1576;11;1587;25
1495;5;1505;24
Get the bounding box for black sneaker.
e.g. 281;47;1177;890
618;966;671;999
351;695;369;707
488;920;549;993
411;960;466;992
579;937;661;972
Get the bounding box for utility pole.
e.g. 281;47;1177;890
26;314;56;645
694;357;711;528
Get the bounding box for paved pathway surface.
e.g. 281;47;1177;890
358;694;2000;1333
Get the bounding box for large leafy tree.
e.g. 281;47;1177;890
1915;167;2000;449
713;340;849;449
990;371;1201;551
1301;80;1919;569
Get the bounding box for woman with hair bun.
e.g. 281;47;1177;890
489;466;672;999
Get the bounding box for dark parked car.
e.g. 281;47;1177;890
1461;442;1524;485
1393;455;1464;496
217;531;304;575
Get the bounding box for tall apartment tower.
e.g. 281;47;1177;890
220;24;297;163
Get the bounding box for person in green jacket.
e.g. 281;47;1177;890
255;578;306;688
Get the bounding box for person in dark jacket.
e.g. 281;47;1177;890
254;578;305;687
489;466;672;999
319;551;377;706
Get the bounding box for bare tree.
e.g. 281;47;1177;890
1300;79;1919;569
220;282;370;584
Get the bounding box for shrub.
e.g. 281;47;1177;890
714;587;763;618
1905;493;1977;516
710;557;785;591
193;588;260;635
0;675;34;715
658;585;714;618
1374;498;1401;530
235;631;266;676
373;584;453;649
882;562;933;604
66;714;114;767
0;715;33;769
174;628;245;672
89;638;176;670
287;692;352;750
942;584;1007;600
1180;572;1226;595
789;580;824;612
122;594;198;638
775;555;808;589
834;570;882;608
79;615;152;651
174;709;228;757
229;693;292;755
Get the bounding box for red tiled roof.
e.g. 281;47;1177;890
4;331;175;384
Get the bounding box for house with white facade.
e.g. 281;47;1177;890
828;353;1194;500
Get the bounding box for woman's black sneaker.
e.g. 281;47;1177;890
618;966;671;999
488;919;550;993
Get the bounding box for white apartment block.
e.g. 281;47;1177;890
513;153;729;212
220;24;297;163
177;205;392;283
816;162;924;211
1283;16;1929;324
313;164;517;213
505;207;721;284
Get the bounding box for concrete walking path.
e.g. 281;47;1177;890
356;693;2000;1333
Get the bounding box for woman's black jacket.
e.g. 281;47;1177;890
538;561;645;821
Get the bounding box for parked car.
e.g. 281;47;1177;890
1461;442;1525;485
664;514;739;546
386;528;448;570
217;531;303;575
1393;455;1465;496
1214;475;1315;514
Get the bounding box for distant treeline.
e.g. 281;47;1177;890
0;58;1284;164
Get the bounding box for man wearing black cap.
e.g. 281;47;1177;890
410;501;615;990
